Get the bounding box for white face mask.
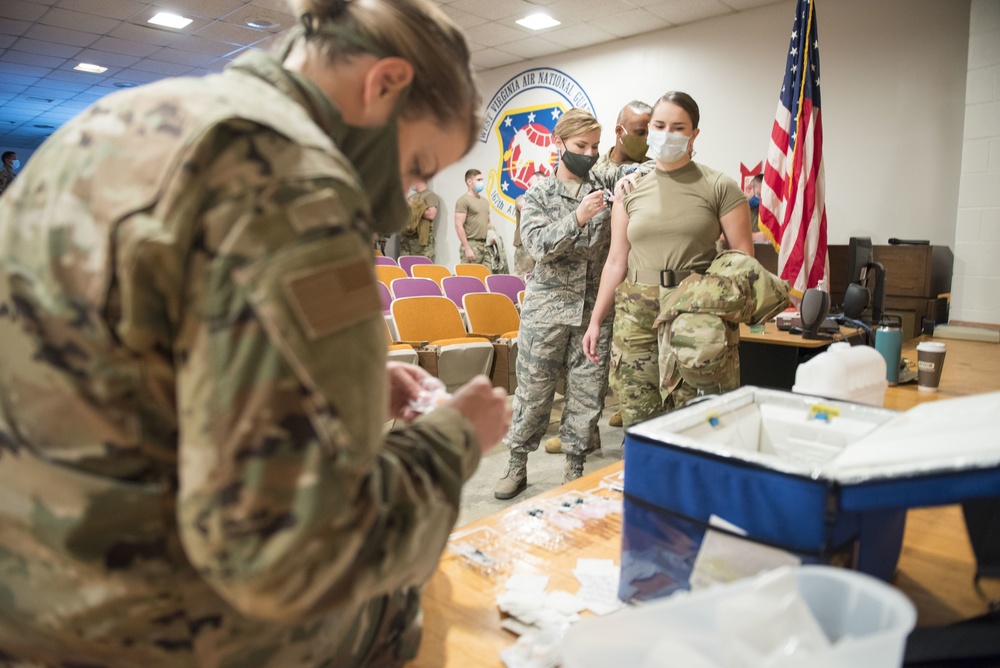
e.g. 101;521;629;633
646;130;690;163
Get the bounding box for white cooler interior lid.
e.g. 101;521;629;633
824;391;1000;483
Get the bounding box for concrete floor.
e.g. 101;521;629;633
456;394;625;527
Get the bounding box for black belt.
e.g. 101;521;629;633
627;267;694;288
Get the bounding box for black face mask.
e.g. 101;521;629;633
560;149;599;179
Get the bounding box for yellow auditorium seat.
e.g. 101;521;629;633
391;296;494;392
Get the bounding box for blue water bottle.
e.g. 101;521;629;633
875;316;903;384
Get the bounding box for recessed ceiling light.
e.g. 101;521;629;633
74;63;108;74
515;13;560;30
244;17;280;30
149;12;192;29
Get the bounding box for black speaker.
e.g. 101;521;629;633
800;288;830;339
843;282;871;320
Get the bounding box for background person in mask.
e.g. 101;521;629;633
748;172;768;242
593;100;652;176
0;151;18;196
455;168;493;266
582;91;753;428
0;0;510;665
495;109;619;500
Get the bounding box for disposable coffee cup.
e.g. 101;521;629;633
916;341;946;392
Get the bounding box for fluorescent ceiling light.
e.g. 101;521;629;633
74;63;108;74
148;12;193;29
516;13;560;30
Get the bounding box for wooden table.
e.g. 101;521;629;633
738;320;864;390
408;336;1000;668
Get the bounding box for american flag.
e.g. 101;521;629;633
760;0;829;303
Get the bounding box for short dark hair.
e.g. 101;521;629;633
1;151;14;162
652;91;700;129
752;174;763;184
464;169;481;182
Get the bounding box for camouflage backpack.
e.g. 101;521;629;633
405;193;427;237
655;250;791;394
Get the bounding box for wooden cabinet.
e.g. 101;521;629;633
829;244;953;339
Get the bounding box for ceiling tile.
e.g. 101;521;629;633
74;47;141;67
102;67;167;84
32;79;91;92
0;17;34;36
44;67;116;83
23;85;78;100
544;0;636;23
541;22;616;49
643;0;734;25
129;57;192;75
0;74;41;86
169;34;240;57
1;48;67;69
153;0;245;20
0;61;54;78
448;0;539;21
147;46;219;66
10;36;83;58
40;7;122;34
0;34;15;48
90;34;161;56
220;5;296;32
720;0;784;9
0;83;30;94
249;0;292;13
438;5;490;29
496;36;567;59
56;0;148;21
0;0;49;22
463;21;530;48
111;21;189;47
25;23;101;47
194;20;269;46
470;47;525;70
587;8;672;37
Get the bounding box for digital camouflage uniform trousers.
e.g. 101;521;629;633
460;238;491;266
504;174;619;462
398;234;434;261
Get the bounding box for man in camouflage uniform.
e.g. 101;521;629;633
0;151;17;196
0;42;504;668
454;169;493;267
654;250;790;407
400;180;439;260
495;166;620;499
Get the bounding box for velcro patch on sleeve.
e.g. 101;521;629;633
283;257;380;339
287;188;345;233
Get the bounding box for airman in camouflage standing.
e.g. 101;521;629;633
0;1;510;666
400;180;440;260
495;109;625;500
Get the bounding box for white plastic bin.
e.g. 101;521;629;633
561;566;916;668
792;342;888;406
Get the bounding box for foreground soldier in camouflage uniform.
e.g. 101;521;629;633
495;109;623;500
0;1;511;666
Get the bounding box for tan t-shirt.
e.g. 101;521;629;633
623;161;745;274
456;192;490;241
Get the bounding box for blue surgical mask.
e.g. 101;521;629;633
10;160;19;170
474;182;485;194
749;195;760;209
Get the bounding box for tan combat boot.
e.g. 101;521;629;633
544;436;562;454
608;410;623;427
564;453;585;482
494;450;528;500
545;425;602;455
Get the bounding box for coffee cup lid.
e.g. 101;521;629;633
917;341;946;352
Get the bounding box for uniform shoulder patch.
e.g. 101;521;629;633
288;187;346;234
283;256;379;339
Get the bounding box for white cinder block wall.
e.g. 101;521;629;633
954;0;1000;326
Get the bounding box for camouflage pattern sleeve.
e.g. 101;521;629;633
519;179;599;264
173;131;479;622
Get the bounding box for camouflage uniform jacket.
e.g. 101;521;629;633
0;51;479;667
519;175;615;327
0;165;14;196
